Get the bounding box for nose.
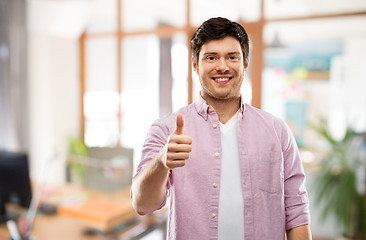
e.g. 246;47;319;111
216;59;229;72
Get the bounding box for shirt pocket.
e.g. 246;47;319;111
253;151;284;194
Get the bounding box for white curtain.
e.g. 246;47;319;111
0;0;28;151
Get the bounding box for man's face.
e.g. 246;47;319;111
193;36;249;102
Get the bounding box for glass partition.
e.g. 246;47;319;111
171;32;189;111
84;92;120;146
84;37;119;146
85;37;117;91
120;35;160;162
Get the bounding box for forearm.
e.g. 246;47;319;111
286;224;312;240
131;150;170;215
133;114;192;215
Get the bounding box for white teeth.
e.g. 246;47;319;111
215;78;230;82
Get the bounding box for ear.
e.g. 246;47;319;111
244;57;249;71
192;57;199;74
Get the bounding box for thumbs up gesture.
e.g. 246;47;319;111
163;114;193;169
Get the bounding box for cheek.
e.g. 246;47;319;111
198;67;209;78
236;66;245;77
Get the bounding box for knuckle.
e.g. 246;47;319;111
166;160;186;169
167;144;175;152
169;135;176;142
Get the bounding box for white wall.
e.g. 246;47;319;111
27;0;90;183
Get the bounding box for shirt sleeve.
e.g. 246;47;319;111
281;122;311;230
131;117;173;211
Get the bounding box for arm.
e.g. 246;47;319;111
131;114;192;215
280;121;311;232
286;224;312;240
131;149;170;215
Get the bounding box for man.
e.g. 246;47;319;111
131;17;311;239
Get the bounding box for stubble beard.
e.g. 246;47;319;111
201;85;241;106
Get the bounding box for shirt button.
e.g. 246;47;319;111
209;108;213;112
213;124;217;129
211;213;216;218
213;183;218;188
203;114;207;118
214;152;220;157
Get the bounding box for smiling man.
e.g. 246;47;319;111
131;17;311;240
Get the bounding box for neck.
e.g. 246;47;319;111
203;95;241;124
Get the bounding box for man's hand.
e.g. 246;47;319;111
163;114;192;169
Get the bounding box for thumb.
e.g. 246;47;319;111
174;114;184;135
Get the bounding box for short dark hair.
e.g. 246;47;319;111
191;17;249;64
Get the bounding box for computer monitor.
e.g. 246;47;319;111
0;151;32;222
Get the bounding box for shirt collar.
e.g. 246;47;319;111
194;92;246;120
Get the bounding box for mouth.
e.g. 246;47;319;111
212;76;233;83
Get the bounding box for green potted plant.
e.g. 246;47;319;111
67;135;88;186
312;119;366;239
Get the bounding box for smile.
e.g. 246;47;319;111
212;76;233;83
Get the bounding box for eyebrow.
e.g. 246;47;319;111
202;51;242;56
202;52;218;56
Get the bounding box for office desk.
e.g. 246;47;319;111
0;184;167;240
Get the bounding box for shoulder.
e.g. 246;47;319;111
150;104;195;133
177;102;197;115
244;104;286;128
244;104;294;149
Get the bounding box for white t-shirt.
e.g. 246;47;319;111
218;112;244;239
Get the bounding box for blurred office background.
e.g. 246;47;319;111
1;0;366;239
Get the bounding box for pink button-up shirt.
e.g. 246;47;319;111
133;95;310;240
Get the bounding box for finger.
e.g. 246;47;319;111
167;152;190;160
174;114;184;135
166;159;186;168
168;143;192;153
169;135;193;145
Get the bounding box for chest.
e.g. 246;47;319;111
171;120;284;194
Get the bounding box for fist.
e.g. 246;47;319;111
163;114;192;169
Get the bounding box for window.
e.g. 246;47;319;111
262;16;366;149
80;0;366;167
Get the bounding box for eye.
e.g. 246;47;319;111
229;56;239;61
206;56;216;61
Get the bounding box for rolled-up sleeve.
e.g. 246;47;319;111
132;117;173;210
282;123;311;230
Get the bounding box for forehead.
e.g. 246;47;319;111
199;36;242;57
